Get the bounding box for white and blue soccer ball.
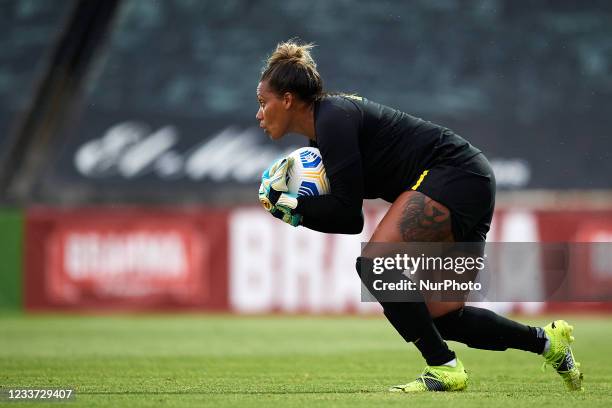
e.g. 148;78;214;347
286;147;330;196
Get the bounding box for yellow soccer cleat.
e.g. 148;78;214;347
542;320;584;391
389;359;468;392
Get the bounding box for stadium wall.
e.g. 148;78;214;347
22;205;612;314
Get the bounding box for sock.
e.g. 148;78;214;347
411;319;456;367
433;306;547;354
541;330;551;355
356;256;456;366
443;358;457;367
383;301;456;366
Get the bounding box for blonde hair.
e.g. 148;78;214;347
261;39;323;104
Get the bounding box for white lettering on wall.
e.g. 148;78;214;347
74;121;530;187
64;232;187;278
228;208;382;314
75;122;297;182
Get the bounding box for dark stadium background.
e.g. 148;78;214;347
2;0;612;207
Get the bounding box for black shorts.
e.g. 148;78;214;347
409;153;496;242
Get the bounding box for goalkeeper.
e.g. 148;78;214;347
257;40;583;393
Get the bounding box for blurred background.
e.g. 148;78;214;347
1;0;611;315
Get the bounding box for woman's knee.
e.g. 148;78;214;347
426;301;464;318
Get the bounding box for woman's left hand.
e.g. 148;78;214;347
258;157;302;226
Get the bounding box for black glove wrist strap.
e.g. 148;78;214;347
268;188;281;206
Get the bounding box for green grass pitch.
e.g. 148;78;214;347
1;313;611;407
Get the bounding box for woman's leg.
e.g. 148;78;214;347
362;190;458;367
433;306;546;353
371;189;547;355
360;190;471;392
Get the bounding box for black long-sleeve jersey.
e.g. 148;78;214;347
295;94;482;234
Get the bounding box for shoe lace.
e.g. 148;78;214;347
541;346;580;374
541;352;562;372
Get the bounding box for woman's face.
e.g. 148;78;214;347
256;80;291;140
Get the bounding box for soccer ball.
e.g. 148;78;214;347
286;147;330;196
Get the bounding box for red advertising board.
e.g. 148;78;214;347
25;207;229;311
23;206;612;313
542;213;612;313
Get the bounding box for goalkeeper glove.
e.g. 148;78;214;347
259;157;288;210
270;205;302;227
258;157;302;226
